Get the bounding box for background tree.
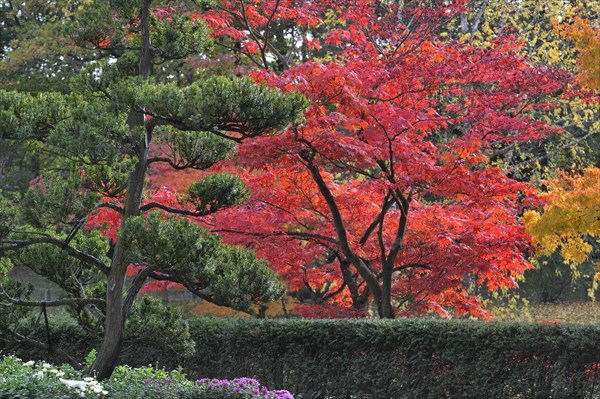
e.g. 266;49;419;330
0;0;307;379
0;0;99;195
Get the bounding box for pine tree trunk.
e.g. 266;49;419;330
90;0;153;379
90;153;149;379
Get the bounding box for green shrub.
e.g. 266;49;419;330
185;318;600;399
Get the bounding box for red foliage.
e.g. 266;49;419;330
204;0;571;318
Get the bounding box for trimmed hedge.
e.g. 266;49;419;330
4;318;600;398
185;318;600;399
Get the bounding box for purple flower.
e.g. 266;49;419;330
195;377;293;399
270;390;294;399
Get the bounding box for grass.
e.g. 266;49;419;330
492;301;600;324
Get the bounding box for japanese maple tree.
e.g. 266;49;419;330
191;0;575;319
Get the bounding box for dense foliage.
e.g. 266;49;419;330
1;0;598;380
189;0;590;319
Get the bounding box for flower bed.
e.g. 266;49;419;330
0;356;292;399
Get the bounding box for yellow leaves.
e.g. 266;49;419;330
525;167;600;265
545;47;562;64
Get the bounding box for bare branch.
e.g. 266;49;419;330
139;202;211;217
214;228;340;245
8;330;82;370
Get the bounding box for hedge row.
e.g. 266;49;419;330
185;318;600;399
4;318;600;399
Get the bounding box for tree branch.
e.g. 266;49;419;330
1;237;110;274
8;330;82;370
393;263;431;272
0;296;105;308
123;267;155;318
214;228;340;245
139;202;210;217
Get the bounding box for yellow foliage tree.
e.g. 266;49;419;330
555;16;600;90
524;167;600;265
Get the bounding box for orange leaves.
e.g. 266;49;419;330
304;38;321;51
87;186;184;243
98;37;110;48
555;17;600;90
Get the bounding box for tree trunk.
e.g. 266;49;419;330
90;245;127;379
90;151;149;379
380;266;394;319
90;0;153;379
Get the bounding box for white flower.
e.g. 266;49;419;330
84;377;95;382
60;378;87;389
35;370;44;380
42;362;52;368
49;369;59;374
23;360;35;367
56;371;65;378
101;390;108;396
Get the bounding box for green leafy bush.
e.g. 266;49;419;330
185;318;600;399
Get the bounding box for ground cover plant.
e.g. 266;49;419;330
0;356;293;399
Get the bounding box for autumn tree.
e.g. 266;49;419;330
176;0;578;319
556;16;600;91
0;0;307;379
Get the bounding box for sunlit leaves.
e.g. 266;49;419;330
524;167;600;265
556;17;600;90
